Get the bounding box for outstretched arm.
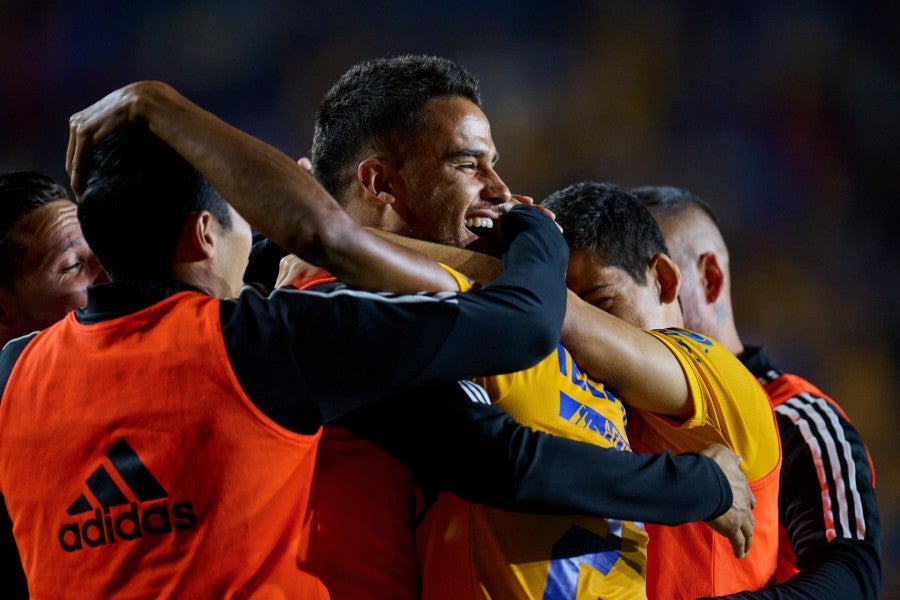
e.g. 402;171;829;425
375;232;694;417
65;80;457;293
338;382;736;524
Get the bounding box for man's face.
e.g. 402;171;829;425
2;200;108;334
565;249;662;329
391;96;511;248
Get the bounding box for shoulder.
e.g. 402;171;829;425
649;329;766;402
0;332;40;399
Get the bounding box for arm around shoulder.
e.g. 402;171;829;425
341;382;733;524
66;80;461;293
560;292;692;418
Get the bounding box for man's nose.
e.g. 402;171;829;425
480;169;511;204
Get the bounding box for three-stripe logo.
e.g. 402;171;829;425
59;438;198;552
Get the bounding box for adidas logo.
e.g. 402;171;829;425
59;438;198;552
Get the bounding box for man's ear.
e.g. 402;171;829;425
178;211;217;261
357;158;400;206
650;253;681;306
698;251;724;303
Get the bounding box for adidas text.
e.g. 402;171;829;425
58;501;197;552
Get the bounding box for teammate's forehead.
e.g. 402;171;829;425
15;200;79;243
422;97;491;133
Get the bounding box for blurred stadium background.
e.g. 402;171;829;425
2;1;897;596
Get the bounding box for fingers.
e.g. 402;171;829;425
65;95;111;198
64;83;146;199
728;485;755;558
65;115;77;178
701;442;756;559
276;254;325;288
728;511;754;559
500;196;561;231
65;101;110;198
729;526;746;559
741;511;755;556
530;204;560;231
66;114;85;198
708;509;745;559
276;255;301;288
297;157;312;171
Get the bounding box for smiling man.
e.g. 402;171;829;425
311;58;514;251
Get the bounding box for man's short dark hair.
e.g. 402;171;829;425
631;185;720;225
311;54;482;204
0;171;72;287
78;124;231;281
541;181;669;285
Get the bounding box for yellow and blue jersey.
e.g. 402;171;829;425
418;341;648;600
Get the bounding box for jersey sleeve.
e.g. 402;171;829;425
416;206;569;385
722;349;884;599
337;380;733;524
438;263;475;292
224;205;568;426
634;329;780;481
762;394;882;598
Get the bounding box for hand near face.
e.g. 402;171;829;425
470;194;563;255
500;195;561;230
506;195;561;233
701;443;756;559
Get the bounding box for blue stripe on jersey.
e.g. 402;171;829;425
543;521;624;598
558;391;630;451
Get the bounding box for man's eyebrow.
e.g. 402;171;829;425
38;239;80;269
